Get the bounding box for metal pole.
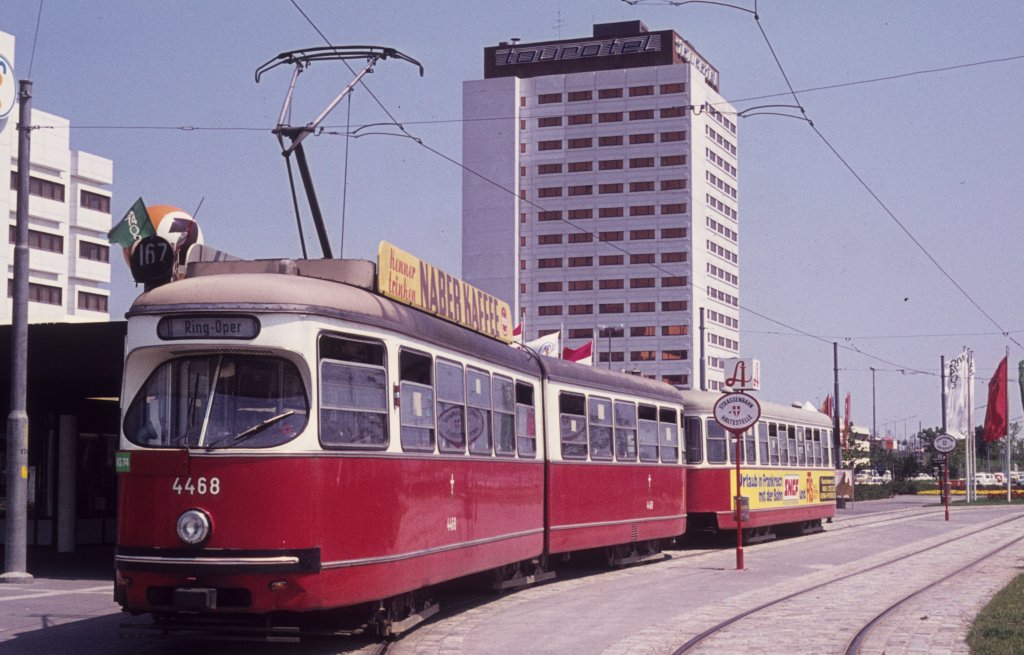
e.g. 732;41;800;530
870;367;877;441
944;454;950;521
1007;346;1011;503
733;428;744;570
3;80;35;584
699;308;706;391
833;343;840;468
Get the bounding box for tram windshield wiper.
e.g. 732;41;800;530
205;410;295;450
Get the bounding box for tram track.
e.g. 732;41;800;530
671;512;1024;654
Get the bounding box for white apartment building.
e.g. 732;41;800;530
1;29;113;325
463;21;739;389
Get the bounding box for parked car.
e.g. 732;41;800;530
974;472;999;488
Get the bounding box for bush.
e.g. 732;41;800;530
854;482;894;501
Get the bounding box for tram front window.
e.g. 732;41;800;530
124;355;309;449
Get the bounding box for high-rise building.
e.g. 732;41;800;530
1;29;113;325
463;21;739;389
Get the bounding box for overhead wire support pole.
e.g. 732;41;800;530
255;46;424;259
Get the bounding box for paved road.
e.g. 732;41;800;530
0;497;1019;654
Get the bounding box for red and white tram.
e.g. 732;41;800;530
114;247;685;635
681;390;836;542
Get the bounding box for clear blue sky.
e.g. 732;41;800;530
5;0;1023;437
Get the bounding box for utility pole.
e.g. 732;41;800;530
3;79;35;584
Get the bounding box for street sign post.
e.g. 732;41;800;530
934;433;956;521
714;392;761;570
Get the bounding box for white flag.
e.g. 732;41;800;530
525;331;560;358
945;349;974;439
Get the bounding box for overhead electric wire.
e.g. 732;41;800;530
26;0;44;79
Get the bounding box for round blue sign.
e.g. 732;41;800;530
0;54;15;119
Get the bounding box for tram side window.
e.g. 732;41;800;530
399;350;435;452
757;421;769;466
493;375;516;456
744;424;756;465
812;428;822;466
823;429;832;467
319;335;388;449
773;423;786;466
787;425;797;465
796;426;806;466
660;407;679;463
436;360;467;454
560;392;588;459
684;417;703;464
589;396;614;461
467;368;492;456
706;419;728;464
638;404;659;462
516;382;537;457
614;401;638;461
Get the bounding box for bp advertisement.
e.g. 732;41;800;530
730;469;836;508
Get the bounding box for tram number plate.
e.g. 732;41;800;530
171;476;221;496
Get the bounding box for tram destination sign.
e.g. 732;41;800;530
933;433;957;454
713;392;761;432
157;315;260;340
377;241;514;343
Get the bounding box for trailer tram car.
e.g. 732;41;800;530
114;246;686;636
680;390;836;542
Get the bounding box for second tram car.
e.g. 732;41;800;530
114;249;686;635
681;390;836;541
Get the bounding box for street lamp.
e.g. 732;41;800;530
597;324;623;370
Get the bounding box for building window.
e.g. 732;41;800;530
662;300;688;311
629;133;655;145
629;205;655;217
599;207;624;218
599;303;624;313
660;82;686;94
568;304;593;315
537;187;563;198
538;281;562;292
11;172;66;202
598;351;625;363
538;258;563;269
538;210;563;221
630;229;656;240
537;234;563;245
599;255;624;266
9;226;64;253
662;252;687;263
631;350;657;361
630;302;656;312
538;305;563;316
662;325;689;336
568;232;593;243
569;328;593;338
538;116;562;127
598;88;623;99
628;85;654;97
568;137;593;149
599;183;623;194
568;256;593;267
599;231;623;242
661;155;687;166
662;203;687;214
598;135;623;146
660;106;686;118
661;130;686;142
629;157;655;168
538;140;562;151
568;113;593;125
630;277;655;289
568;90;593;102
631;326;656;337
661;227;687;238
599;159;623;170
80;190;111;213
599;278;624;290
538;93;562;104
78;291;108;312
662;276;687;287
538;163;563;174
629;109;654;120
568;185;593;196
8;280;63;306
662;350;688;361
598;112;623;123
661;179;687;190
79;240;110;262
629;181;655;192
630;253;655;264
568;280;593;291
568;209;593;220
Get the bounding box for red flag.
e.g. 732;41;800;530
821;394;833;418
844;393;851;434
983;356;1008;442
562;341;593;364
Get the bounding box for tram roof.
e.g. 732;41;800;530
680;389;832;427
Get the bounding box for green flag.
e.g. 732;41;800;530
108;198;155;248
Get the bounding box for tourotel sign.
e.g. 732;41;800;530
494;34;662;67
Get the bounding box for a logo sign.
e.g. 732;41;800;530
494;34;661;67
673;37;719;89
933;433;957;454
0;54;15;119
377;241;513;343
713;392;761;432
115;451;131;474
724;358;761;391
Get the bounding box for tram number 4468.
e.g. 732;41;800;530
171;476;221;496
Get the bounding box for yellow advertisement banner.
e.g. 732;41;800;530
377;241;514;343
729;468;836;509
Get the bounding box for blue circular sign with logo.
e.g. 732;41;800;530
0;54;15;119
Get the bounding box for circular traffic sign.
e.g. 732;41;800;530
129;235;175;285
713;392;761;432
933;433;957;454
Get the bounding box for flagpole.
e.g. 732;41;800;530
1007;346;1012;503
968;350;974;503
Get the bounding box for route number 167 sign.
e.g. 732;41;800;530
713;392;761;432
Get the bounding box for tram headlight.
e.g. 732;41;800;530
176;509;211;545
